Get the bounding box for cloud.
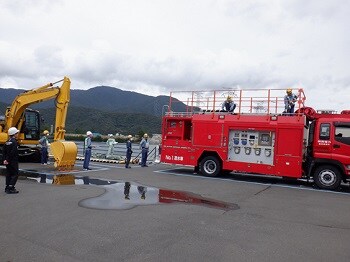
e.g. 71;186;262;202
0;0;349;112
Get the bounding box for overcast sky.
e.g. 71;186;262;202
0;0;349;112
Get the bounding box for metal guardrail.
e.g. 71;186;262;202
75;141;160;163
166;88;307;116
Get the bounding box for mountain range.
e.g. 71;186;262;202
0;86;192;135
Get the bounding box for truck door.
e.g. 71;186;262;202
332;122;350;162
313;122;333;155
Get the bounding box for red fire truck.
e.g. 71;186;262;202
160;88;350;190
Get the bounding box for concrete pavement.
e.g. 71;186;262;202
1;161;350;261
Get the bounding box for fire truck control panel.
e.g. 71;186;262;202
228;130;275;165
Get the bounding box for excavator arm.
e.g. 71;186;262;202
1;77;77;169
5;77;70;140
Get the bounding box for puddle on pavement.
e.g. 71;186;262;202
26;173;239;211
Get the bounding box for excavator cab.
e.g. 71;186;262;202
21;109;41;141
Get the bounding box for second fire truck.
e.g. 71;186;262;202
160;88;350;190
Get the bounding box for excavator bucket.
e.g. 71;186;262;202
50;141;77;169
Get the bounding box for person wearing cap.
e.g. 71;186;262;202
3;127;20;194
39;130;50;165
140;133;149;167
83;131;93;170
125;135;133;168
284;88;298;114
222;96;236;113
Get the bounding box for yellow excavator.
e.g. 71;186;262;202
0;77;77;169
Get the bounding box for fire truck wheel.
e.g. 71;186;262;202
313;165;341;190
200;156;221;177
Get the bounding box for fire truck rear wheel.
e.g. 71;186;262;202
200;156;221;177
313;165;341;190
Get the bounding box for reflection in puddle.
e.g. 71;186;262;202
27;174;239;211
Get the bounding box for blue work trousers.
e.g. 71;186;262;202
141;148;148;166
125;151;132;167
83;149;91;169
41;147;48;164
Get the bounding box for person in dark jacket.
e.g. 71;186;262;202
125;135;133;168
3;127;20;194
222;96;236;113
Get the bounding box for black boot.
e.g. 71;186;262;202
6;186;19;194
5;186;10;193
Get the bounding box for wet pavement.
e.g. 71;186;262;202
1;161;350;261
25;173;238;211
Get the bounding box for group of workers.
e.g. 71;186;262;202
37;130;151;171
1;127;150;194
82;132;150;170
221;88;298;114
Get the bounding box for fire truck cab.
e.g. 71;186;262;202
160;88;350;190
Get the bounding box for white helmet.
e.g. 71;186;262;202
128;135;132;139
8;127;19;136
86;131;92;136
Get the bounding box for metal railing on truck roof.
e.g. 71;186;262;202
165;88;306;116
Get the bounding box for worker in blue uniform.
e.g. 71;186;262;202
3;127;20;194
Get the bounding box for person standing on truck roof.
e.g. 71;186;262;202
222;96;236;113
284;88;298;114
83;131;93;171
3;127;20;194
125;135;133;168
140;133;149;167
39;130;50;165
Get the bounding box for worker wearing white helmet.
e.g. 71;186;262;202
140;133;150;167
3;127;20;194
83;131;93;170
39;130;50;165
125;135;133;168
8;127;19;136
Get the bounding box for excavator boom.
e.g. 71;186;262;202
0;77;77;169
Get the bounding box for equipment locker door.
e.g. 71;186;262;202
275;128;303;178
193;122;223;147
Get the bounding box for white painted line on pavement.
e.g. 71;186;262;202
154;168;350;196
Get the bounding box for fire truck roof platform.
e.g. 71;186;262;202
165;87;306;116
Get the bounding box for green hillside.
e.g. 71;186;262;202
40;106;161;135
0;86;197;135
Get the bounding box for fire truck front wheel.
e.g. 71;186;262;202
313;165;341;190
200;156;221;177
